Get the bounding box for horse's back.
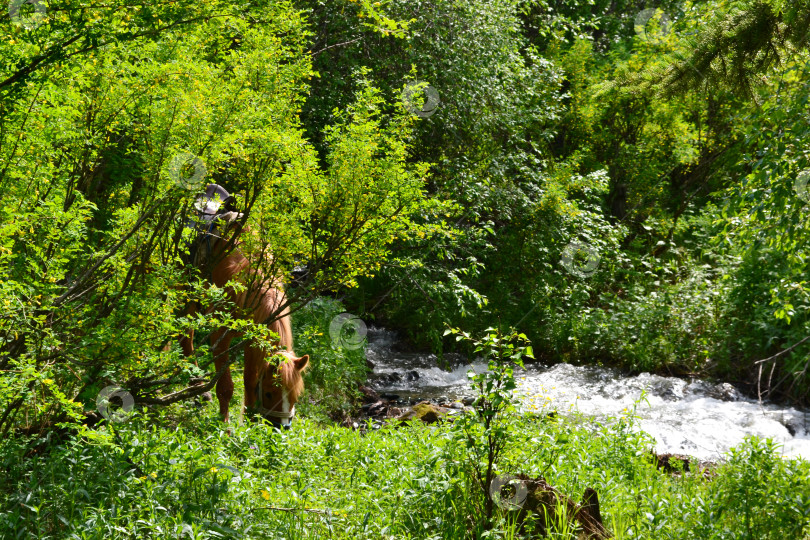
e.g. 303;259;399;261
216;252;293;350
263;287;293;351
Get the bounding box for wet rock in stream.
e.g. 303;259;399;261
396;401;450;424
348;386;468;430
649;451;717;479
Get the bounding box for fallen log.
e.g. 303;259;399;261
495;474;612;539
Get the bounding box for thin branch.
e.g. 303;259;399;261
134;339;243;405
1;15;222;91
753;336;810;365
311;37;362;57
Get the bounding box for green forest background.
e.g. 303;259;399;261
2;0;810;538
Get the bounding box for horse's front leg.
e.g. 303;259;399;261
211;328;234;422
243;344;264;414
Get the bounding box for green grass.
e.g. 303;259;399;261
1;401;808;539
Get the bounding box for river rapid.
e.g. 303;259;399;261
365;327;810;461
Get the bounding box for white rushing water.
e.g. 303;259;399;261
366;327;810;461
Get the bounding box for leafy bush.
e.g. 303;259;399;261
0;0;433;435
445;326;533;523
291;297;369;420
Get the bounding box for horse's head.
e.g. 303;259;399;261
253;351;309;428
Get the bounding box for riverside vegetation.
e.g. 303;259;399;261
2;299;810;538
3;0;810;538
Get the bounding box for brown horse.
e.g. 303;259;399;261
182;184;309;427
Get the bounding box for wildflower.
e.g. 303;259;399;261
261;490;270;500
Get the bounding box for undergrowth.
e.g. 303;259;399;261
1;304;808;539
1;401;808;538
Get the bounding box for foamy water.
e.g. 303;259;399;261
366;327;810;461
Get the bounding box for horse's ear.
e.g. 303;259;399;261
294;355;309;372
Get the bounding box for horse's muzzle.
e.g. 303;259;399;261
265;416;292;430
249;407;294;429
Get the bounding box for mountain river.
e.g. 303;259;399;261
365;327;810;461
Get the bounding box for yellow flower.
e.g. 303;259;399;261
42;379;54;385
210;467;218;473
261;490;270;500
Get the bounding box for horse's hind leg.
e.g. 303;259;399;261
211;328;235;422
179;302;197;359
180;330;195;358
178;304;213;402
